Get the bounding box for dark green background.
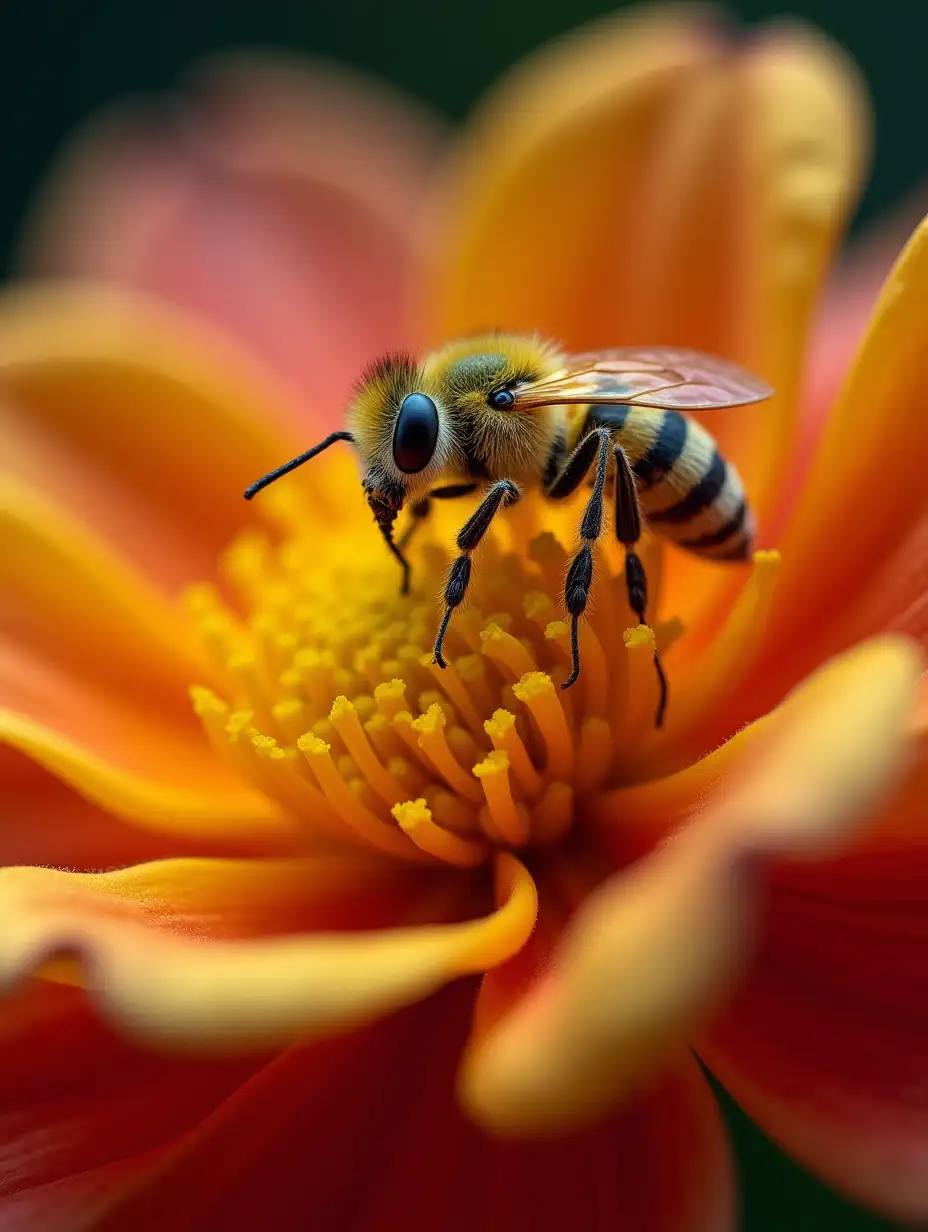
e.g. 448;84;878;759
0;0;918;1226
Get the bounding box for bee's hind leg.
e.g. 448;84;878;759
432;480;520;668
613;444;668;727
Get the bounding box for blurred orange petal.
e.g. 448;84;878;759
0;285;315;591
2;478;217;710
459;636;921;1135
92;982;732;1232
1;643;287;841
0;854;535;1052
429;12;867;656
776;179;928;527
757;213;928;696
23;56;444;425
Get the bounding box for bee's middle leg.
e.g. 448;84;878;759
544;427;613;689
432;480;520;668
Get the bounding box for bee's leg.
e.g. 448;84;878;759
545;428;613;689
432;480;520;668
614;444;668;727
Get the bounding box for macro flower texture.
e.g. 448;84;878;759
2;5;927;1229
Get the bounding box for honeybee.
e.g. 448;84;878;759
245;335;772;726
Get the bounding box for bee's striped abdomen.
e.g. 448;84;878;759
582;404;754;561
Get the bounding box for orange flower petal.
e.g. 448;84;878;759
1;643;287;841
0;853;536;1053
92;982;732;1232
23;56;444;426
430;13;867;654
761;213;928;684
2;477;217;710
459;635;922;1135
0;749;268;868
0;285;318;591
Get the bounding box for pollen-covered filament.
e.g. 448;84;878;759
187;521;775;867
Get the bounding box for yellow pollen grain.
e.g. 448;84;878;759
472;750;529;846
297;733;426;861
422;658;484;733
374;678;409;719
484;709;543;800
513;672;574;781
329;695;408;806
480;623;536;680
391;799;487;867
531;781;574;847
411;705;484;802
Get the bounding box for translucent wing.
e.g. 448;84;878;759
510;347;773;411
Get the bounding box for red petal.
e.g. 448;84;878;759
0;982;263;1227
699;753;928;1222
94;982;733;1232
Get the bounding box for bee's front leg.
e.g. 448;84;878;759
432;480;520;668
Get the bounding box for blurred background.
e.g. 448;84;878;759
0;1;921;1228
0;0;925;277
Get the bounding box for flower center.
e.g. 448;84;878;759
186;508;697;868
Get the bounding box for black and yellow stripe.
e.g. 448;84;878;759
567;404;753;561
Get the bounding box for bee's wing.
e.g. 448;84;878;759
511;347;773;411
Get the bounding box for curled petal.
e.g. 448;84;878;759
0;854;536;1053
460;635;923;1136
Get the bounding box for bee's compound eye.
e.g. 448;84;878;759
488;387;515;410
393;392;439;474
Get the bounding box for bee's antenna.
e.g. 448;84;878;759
244;431;354;500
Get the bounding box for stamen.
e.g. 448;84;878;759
484;709;543;800
392;799;488;867
576;716;614;794
512;672;574;781
329;695;408;806
374;678;409;719
473;750;529;846
411;705;484;803
423;655;487;733
480;623;536;680
297;733;426;861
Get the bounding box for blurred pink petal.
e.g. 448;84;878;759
22;57;445;427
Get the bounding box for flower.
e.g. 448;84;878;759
2;7;927;1228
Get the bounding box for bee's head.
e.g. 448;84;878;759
347;352;456;534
